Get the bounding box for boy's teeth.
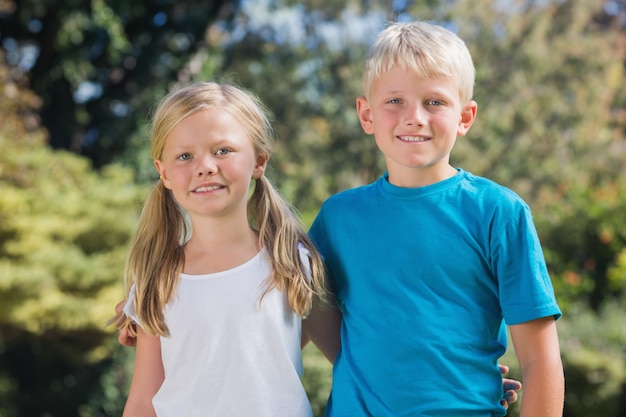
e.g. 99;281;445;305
400;136;428;142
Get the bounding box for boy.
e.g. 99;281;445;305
308;21;564;416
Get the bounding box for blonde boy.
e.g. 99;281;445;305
309;21;564;416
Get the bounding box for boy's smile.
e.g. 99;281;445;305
397;135;430;143
357;66;476;188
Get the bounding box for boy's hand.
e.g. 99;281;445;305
118;326;137;347
498;364;522;409
115;299;137;347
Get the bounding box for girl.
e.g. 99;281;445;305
114;82;340;417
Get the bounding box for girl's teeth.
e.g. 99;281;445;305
195;185;221;192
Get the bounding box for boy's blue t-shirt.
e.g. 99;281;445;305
309;169;561;417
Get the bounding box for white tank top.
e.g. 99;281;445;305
124;249;313;417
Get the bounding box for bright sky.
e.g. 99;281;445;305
236;0;388;50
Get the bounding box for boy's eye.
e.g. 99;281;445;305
215;148;231;156
427;99;443;106
177;153;192;161
387;98;401;104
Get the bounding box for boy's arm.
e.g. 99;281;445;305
122;327;164;417
509;316;564;417
302;301;342;364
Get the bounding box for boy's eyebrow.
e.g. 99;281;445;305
378;87;456;100
375;86;411;95
427;88;456;100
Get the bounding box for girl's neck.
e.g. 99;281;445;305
183;216;260;275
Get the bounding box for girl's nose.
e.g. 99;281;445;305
197;154;217;176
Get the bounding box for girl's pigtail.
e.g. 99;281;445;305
124;180;187;336
251;176;328;317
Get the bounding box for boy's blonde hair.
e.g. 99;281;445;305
363;21;475;104
116;82;327;337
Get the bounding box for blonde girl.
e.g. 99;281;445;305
116;81;340;417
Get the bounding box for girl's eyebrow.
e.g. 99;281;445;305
163;144;190;153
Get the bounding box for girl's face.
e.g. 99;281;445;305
154;108;268;220
357;66;476;187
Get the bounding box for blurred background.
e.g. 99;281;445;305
0;0;625;416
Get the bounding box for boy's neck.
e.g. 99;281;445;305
387;164;458;188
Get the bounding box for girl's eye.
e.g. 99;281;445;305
387;98;401;104
427;99;443;106
177;153;192;161
215;148;231;156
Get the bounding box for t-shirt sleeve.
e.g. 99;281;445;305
494;204;562;325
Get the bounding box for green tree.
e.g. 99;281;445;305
0;49;145;416
0;0;238;168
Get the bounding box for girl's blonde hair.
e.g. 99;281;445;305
363;21;475;104
115;82;327;337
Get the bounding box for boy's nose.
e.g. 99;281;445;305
405;104;426;126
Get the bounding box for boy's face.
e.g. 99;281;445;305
357;66;476;187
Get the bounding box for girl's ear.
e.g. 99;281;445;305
252;152;269;179
154;159;172;189
457;100;478;137
356;96;375;134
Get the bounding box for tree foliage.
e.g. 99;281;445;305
448;0;625;197
0;0;238;168
0;48;144;416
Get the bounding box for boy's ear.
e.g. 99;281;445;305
356;96;375;134
457;100;478;137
